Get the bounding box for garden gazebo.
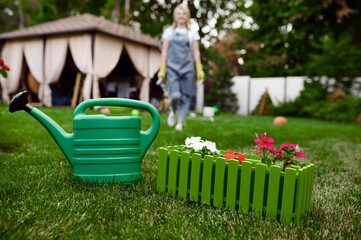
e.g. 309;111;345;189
0;13;161;106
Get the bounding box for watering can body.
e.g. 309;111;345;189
10;92;160;184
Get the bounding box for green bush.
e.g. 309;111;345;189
318;98;361;122
273;80;361;122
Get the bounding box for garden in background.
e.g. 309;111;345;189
1;0;361;239
252;79;361;123
0;106;360;238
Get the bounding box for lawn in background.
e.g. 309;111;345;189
0;105;360;239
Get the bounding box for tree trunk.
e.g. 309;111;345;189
18;0;24;29
112;0;121;23
68;0;73;15
124;0;130;23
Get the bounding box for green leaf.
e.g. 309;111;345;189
0;70;7;78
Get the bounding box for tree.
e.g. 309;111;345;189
242;0;361;83
131;0;247;42
0;0;251;109
0;0;109;33
204;32;240;112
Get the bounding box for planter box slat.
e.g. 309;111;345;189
308;164;315;210
201;155;213;205
226;159;239;210
303;165;310;215
266;166;281;220
294;168;305;222
253;163;267;216
179;152;191;199
239;161;252;213
214;157;226;207
190;154;202;202
157;147;314;223
168;150;180;196
281;168;297;223
157;147;169;193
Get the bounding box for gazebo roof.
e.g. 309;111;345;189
0;13;159;48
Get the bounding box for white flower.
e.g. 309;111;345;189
192;142;205;151
184;137;220;154
295;144;300;153
204;140;220;154
185;137;202;147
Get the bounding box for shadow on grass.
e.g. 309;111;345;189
0;139;21;153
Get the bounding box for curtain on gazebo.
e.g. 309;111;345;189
0;41;23;103
0;33;160;105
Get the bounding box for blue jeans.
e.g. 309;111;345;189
169;92;190;123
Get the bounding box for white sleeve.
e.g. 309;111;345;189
162;27;173;40
190;30;200;42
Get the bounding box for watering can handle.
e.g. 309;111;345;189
74;98;160;159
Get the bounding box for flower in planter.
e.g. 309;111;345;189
224;150;237;161
0;58;10;78
252;132;276;168
253;132;274;152
181;134;307;171
224;150;245;164
185;136;202;146
184;137;220;155
185;137;203;151
249;133;307;171
204;140;219;154
274;143;307;170
295;144;307;158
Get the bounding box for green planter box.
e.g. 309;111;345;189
156;147;315;223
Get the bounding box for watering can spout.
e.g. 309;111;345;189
9;91;73;165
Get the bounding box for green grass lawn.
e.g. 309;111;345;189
0;105;360;239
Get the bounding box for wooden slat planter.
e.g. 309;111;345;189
157;147;315;224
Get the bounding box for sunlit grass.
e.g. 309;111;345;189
0;105;360;239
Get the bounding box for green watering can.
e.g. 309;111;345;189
9;91;160;184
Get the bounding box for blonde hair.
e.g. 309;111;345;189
171;4;191;29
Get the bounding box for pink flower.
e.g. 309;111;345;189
272;148;282;159
295;152;307;158
255;149;262;155
279;142;296;149
279;143;307;158
295;144;307;158
254;132;274;150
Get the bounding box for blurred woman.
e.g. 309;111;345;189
158;4;204;131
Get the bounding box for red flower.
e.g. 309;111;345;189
224;150;245;164
224;150;237;162
237;153;245;164
2;65;10;71
0;58;4;66
254;132;274;150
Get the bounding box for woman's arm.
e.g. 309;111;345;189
193;40;205;80
161;39;170;63
192;40;201;62
158;39;170;79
